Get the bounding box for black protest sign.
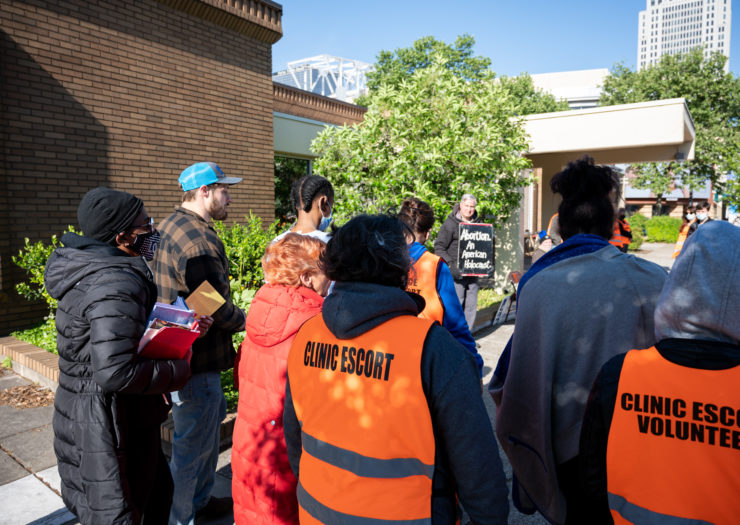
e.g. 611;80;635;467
457;223;495;277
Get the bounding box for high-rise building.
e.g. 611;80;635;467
637;0;731;71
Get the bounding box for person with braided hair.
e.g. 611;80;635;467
274;175;334;244
399;197;482;375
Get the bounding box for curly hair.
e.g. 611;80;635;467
320;214;410;288
550;155;619;240
290;175;334;213
262;233;326;287
398;197;435;235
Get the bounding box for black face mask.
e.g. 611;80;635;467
131;230;160;261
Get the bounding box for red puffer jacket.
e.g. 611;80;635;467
232;283;323;525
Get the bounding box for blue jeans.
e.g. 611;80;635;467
168;371;226;525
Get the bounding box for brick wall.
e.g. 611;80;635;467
0;0;281;333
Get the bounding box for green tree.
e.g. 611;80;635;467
497;74;569;115
601;49;740;206
357;34;492;107
358;35;568;115
312;59;532;230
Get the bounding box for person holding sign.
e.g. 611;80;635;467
45;187;192;524
579;220;740;524
491;157;667;524
434;194;481;331
398;198;482;375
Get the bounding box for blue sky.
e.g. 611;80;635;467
272;0;738;77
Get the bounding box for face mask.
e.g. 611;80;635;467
318;209;333;232
685;213;695;221
696;212;707;221
132;230;160;261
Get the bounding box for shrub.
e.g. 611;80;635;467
645;216;682;243
627;213;648;236
213;214;283;302
626;214;646;251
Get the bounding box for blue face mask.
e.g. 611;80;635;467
318;210;333;232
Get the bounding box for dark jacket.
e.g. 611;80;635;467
45;233;190;525
152;207;245;373
579;339;740;524
433;203;480;280
283;282;509;524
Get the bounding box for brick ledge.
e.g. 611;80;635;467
0;336;235;448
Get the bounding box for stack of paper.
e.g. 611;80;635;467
138;302;199;360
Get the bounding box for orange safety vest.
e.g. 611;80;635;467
606;347;740;525
287;314;436;524
609;219;631;250
672;223;691;259
406;250;445;324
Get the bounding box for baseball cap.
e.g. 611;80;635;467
178;162;242;191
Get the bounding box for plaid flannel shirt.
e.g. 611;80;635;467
152;207;245;373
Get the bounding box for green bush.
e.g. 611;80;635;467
627;213;648;236
645;216;682;243
626;214;646;251
213;214;283;301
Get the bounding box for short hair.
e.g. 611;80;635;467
550;155;619;240
398;197;435;235
461;194;477;204
262;233;326;287
291;175;334;213
181;182;226;203
697;201;711;211
320;214;410;288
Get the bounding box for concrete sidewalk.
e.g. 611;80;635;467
0;243;674;525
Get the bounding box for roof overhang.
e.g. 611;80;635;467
523;98;695;166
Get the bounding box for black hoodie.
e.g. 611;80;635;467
434;203;480;280
283;281;508;524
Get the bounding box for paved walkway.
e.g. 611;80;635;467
0;243;675;525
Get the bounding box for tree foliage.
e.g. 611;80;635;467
358;34;568;115
357;34;492;107
600;49;740;204
312;59;533;230
497;74;569;115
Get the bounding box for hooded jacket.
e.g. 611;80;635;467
282;281;509;524
45;233;190;525
492;244;667;524
232;283;323;525
434;203;480;280
579;221;740;523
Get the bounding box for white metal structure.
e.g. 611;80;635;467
272;55;372;102
637;0;732;71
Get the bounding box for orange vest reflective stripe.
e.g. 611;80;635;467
406;251;445;324
672;223;691;258
287;314;436;524
610;220;631;249
607;347;740;525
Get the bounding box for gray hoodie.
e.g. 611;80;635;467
654;220;740;344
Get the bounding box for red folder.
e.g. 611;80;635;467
137;322;200;360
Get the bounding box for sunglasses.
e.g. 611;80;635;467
130;217;155;233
